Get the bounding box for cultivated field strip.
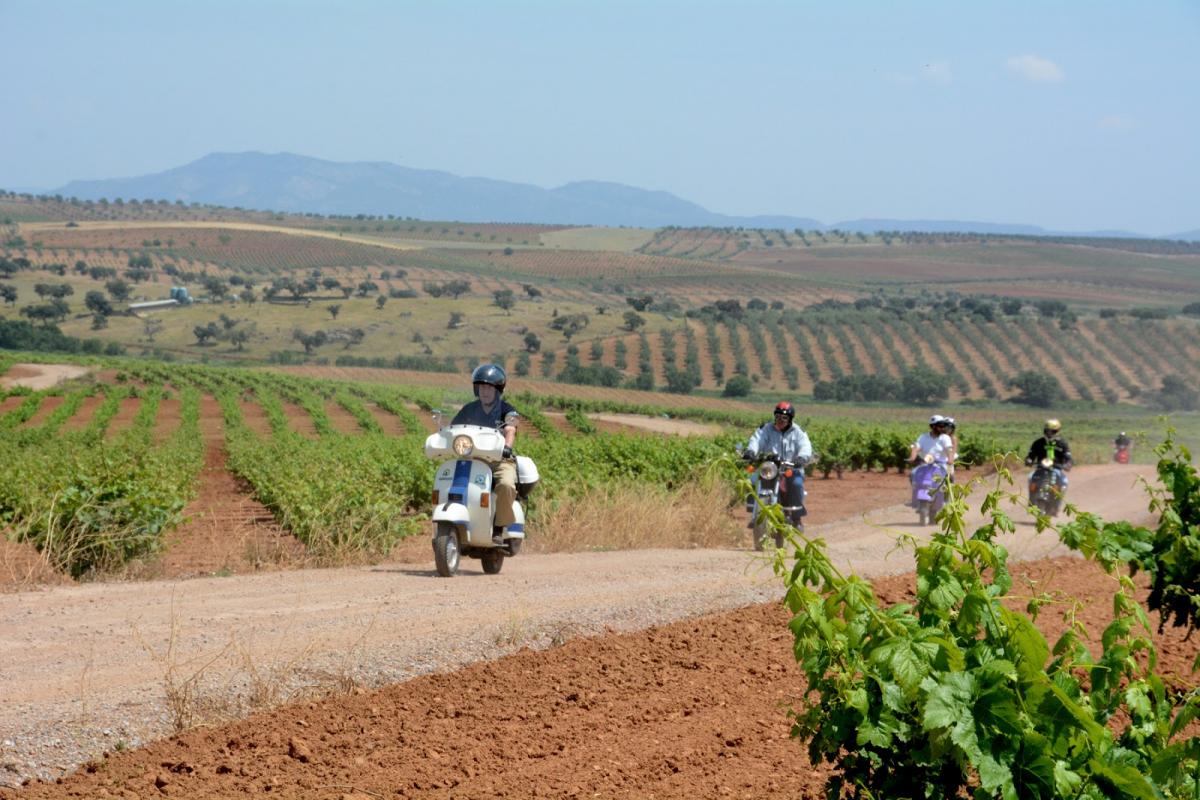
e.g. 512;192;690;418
9;356;1116;585
505;309;1200;401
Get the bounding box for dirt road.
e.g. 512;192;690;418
0;464;1156;788
0;364;91;391
21;220;424;253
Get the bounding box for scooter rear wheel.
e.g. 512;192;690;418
481;549;505;574
433;523;460;577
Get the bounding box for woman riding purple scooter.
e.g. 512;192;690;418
908;415;956;525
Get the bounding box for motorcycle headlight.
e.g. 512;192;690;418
758;461;779;481
1040;458;1053;469
452;435;474;456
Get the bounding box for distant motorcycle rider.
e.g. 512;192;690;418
452;363;519;540
743;402;813;526
744;401;814;466
1113;430;1133;463
1025;418;1073;492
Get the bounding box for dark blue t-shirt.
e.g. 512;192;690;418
452;398;519;430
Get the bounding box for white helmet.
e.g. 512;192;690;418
928;414;946;426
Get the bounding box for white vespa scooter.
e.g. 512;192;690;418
424;419;538;577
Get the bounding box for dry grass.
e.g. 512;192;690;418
132;602;236;732
0;534;71;591
527;479;742;553
494;611;532;648
132;595;387;733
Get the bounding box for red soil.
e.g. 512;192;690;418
154;395;183;442
104;396;143;438
409;404;441;434
239;399;274;436
0;396;26;415
281;402;318;437
20;395;65;428
57;394;105;432
324;400;364;435
365;402;408;436
157;395;306;578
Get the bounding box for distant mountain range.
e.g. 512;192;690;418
39;151;1195;239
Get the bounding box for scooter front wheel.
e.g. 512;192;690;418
753;520;769;551
917;500;931;526
433;523;460;577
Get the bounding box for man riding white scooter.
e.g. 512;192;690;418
452;363;520;544
425;363;538;576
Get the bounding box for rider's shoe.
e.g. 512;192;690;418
492;526;505;545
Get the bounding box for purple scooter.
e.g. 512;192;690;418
910;454;948;526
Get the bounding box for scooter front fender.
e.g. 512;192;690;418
432;503;470;527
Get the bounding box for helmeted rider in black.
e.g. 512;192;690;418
1025;418;1073;496
1025;418;1073;470
453;364;519;541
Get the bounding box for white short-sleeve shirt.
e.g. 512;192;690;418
914;432;955;463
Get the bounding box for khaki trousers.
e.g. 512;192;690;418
492;460;518;528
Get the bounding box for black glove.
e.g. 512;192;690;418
742;451;755;462
502;446;514;460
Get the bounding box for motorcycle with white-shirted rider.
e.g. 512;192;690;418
740;401;813;550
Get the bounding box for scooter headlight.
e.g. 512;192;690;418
452;435;474;456
758;461;779;481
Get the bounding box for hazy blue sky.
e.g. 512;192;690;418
2;0;1197;234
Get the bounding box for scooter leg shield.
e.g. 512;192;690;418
503;501;526;539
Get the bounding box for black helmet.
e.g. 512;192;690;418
773;401;795;420
471;363;507;396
